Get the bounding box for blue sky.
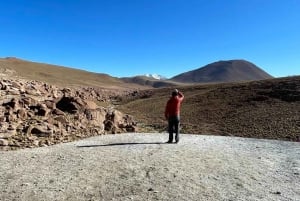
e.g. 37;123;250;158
0;0;299;78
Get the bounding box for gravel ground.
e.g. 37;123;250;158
0;133;299;201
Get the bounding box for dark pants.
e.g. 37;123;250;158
168;116;180;142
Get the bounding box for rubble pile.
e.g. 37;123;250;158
0;78;137;150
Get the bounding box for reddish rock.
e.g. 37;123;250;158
26;89;41;96
21;97;38;106
45;100;56;109
54;116;68;124
30;125;53;137
52;108;65;115
84;100;98;110
17;108;28;119
11;81;21;88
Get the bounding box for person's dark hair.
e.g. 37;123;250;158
172;89;178;97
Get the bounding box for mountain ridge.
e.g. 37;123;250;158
0;57;274;89
0;57;146;90
171;59;273;83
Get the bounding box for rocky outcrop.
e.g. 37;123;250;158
0;78;137;150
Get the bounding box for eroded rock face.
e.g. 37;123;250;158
56;96;81;114
0;78;137;150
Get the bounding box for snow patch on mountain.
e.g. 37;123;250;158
144;73;167;80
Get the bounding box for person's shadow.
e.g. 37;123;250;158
77;142;167;148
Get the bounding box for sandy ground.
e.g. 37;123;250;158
0;133;299;201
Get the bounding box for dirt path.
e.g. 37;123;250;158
1;133;299;201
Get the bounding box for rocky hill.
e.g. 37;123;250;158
171;60;273;83
0;57;145;90
0;78;137;150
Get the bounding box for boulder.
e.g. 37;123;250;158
17;108;28;119
2;98;18;109
7;124;15;131
26;89;41;96
26;125;34;135
54;116;69;124
11;81;21;88
33;140;40;147
0;139;9;146
104;120;115;131
0;116;5;122
84;100;99;110
84;109;106;131
56;96;82;114
21;97;38;106
112;110;124;125
7;130;17;137
36;103;50;116
0;131;15;139
85;108;106;122
29;125;53;138
45;100;56;109
0;81;8;90
52;108;65;115
7;88;20;95
0;81;4;90
6;113;17;123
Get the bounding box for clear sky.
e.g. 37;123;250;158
0;0;299;78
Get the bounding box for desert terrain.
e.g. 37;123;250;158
118;76;300;141
1;133;299;201
1;57;298;150
0;57;299;200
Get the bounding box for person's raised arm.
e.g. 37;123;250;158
178;91;184;100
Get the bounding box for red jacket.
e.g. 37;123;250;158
165;92;184;119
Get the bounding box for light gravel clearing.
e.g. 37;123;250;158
0;133;299;201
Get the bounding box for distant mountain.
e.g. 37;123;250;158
171;60;273;83
121;75;180;88
144;74;167;80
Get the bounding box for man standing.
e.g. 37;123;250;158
165;89;184;143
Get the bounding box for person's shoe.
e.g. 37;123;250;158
166;141;173;143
